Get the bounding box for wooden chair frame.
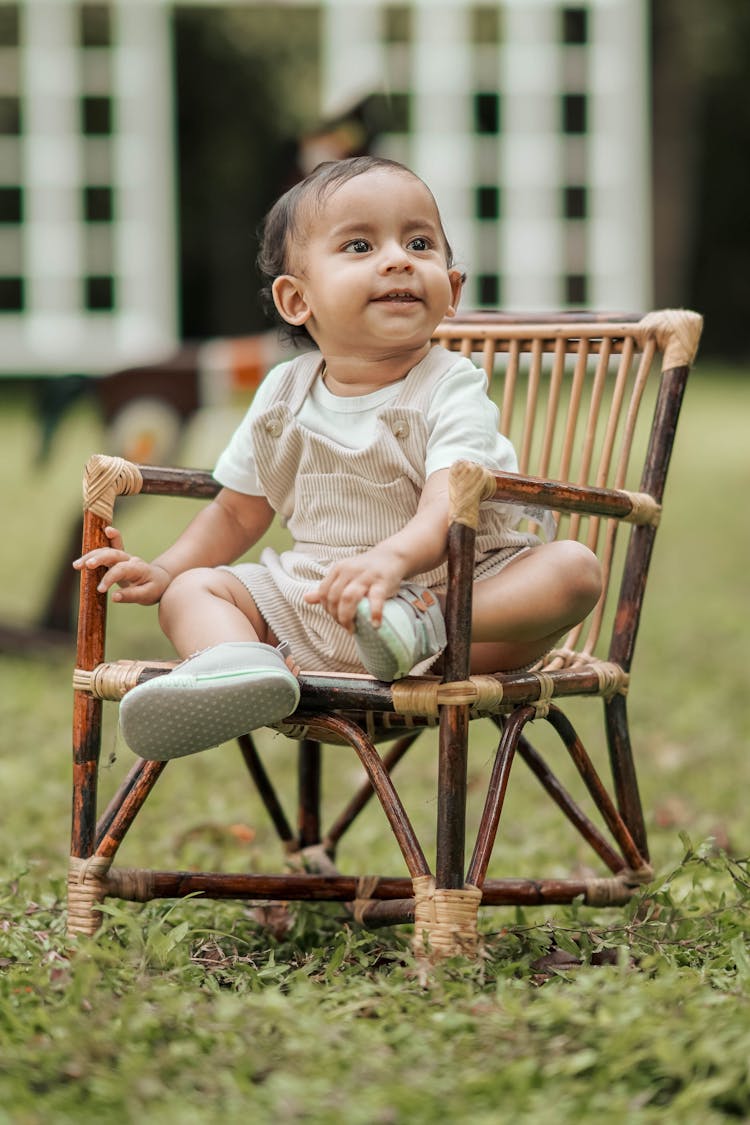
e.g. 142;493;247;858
68;308;702;959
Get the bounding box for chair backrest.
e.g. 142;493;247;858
432;310;702;671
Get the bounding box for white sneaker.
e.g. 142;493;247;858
119;642;300;760
354;585;447;682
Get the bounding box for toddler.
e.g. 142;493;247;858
74;156;601;760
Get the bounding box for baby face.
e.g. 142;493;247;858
271;168;463;363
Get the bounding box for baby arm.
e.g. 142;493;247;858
73;489;275;605
306;468;450;630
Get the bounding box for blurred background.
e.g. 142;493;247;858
0;0;748;642
1;0;748;377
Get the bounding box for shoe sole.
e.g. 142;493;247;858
120;666;300;760
354;602;413;681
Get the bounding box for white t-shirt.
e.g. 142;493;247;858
214;353;518;496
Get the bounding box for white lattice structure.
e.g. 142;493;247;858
322;0;650;313
1;1;176;376
2;0;650;377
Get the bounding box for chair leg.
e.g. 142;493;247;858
324;731;421;856
69;506;119;938
466;704;651;896
71;692;104;860
514;728;625;874
69;692;109;938
435;704;470;889
298;738;322;848
236;733;295;850
96;758;151;847
71;512;111;856
466;708;527;888
605;694;649;861
95;759;167;857
73;749;188;930
423;505;483;956
435;516;476;889
545;705;648;872
299;714;430;880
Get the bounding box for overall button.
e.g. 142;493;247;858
265;419;284;437
391;419;410;438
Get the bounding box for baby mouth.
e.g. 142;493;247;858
375;291;420;302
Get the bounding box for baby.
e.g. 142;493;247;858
74;156;601;760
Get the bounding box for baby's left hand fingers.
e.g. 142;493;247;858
334;576;388;631
310;574;367;630
103;525;125;551
356;581;390;628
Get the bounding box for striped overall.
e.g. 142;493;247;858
224;346;536;673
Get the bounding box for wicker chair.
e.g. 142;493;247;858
68;308;703;959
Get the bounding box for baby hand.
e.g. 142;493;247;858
304;548;405;631
73;526;170;605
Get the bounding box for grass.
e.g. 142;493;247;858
1;365;749;1123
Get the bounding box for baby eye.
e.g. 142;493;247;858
407;236;432;252
343;238;371;253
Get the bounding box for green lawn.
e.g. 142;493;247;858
1;366;749;1123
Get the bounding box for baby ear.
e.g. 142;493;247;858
445;269;466;318
271;275;312;327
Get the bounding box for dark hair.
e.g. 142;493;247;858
257;155;455;346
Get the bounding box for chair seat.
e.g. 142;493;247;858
74;649;628;749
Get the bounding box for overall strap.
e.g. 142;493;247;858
266;350;325;415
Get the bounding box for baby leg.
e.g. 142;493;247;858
120;567;298;760
469;540;602;673
158;567;276;658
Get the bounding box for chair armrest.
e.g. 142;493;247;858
489;469;661;526
82;455;221;526
448;460;661;528
137;464;221;500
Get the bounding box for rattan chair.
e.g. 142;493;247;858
68;308;702;959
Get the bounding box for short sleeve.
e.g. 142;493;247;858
424;357;519;478
213;361;291;495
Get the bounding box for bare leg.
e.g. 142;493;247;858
158;568;277;658
468;541;602;673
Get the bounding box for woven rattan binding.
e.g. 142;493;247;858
67;855;112;937
83;454;143;523
411;876;483;958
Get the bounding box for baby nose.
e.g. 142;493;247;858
379;241;413;272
